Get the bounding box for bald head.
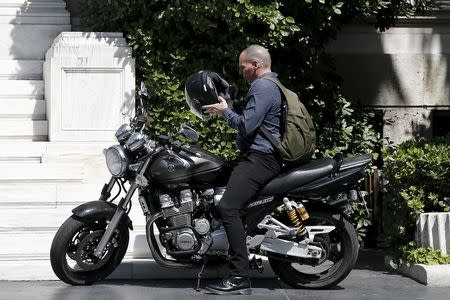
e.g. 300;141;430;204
239;45;272;83
241;45;272;69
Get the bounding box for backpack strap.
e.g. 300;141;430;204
258;77;285;149
260;77;288;95
259;125;279;148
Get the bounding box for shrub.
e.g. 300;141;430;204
400;242;450;266
382;136;450;251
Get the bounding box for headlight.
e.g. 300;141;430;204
126;132;145;151
115;124;132;144
105;145;129;177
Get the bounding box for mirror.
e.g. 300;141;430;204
180;125;199;142
140;81;148;97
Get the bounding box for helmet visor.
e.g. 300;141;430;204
185;86;210;120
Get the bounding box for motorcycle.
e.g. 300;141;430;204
50;82;372;289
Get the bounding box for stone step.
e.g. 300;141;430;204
0;0;66;5
0;99;45;119
0;229;149;260
0;13;70;25
0;205;146;231
0;183;124;207
0;24;71;59
0;80;44;99
0;162;83;183
0;119;47;140
0;60;43;79
0;142;46;163
0;0;67;12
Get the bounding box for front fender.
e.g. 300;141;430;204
72;200;133;230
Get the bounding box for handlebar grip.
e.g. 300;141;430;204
180;145;201;158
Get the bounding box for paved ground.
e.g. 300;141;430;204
1;249;449;300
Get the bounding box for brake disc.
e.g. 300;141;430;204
75;230;114;271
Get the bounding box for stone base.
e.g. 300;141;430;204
400;264;450;287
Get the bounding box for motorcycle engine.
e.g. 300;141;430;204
157;188;229;256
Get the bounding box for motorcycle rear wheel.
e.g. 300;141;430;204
50;216;129;285
268;211;359;289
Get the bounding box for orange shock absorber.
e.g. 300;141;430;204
296;203;310;221
287;208;308;237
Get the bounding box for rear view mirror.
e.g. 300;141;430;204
179;125;199;142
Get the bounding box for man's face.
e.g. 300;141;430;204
239;52;257;84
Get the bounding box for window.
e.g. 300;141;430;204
432;110;450;138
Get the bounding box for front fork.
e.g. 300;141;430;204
98;177;116;201
93;156;152;258
93;181;138;258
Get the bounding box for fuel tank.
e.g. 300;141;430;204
147;146;230;188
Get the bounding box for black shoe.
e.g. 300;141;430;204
205;276;252;295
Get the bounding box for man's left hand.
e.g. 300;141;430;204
202;96;228;116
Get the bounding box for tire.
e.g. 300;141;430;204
268;211;359;289
50;216;129;285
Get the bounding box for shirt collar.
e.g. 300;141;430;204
259;72;278;79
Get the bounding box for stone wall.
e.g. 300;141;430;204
327;17;450;144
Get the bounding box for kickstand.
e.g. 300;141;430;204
195;259;208;292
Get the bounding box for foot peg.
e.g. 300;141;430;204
249;256;264;273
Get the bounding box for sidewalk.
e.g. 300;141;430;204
0;249;449;300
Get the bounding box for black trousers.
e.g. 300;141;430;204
217;151;282;277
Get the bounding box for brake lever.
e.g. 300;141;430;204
172;141;201;158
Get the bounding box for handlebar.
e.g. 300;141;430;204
156;135;201;157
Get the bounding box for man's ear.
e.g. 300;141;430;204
252;60;259;69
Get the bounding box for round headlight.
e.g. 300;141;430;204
115;124;132;144
105;145;129;177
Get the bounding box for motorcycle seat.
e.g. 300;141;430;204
259;158;336;195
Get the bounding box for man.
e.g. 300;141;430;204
202;44;282;295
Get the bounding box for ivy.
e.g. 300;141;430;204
401;242;450;266
382;136;450;252
78;0;435;236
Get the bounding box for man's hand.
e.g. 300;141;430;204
202;96;228;116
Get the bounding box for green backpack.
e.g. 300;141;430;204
260;77;316;166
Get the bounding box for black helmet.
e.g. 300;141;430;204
184;70;230;119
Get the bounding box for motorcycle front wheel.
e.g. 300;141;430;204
50;216;129;285
268;211;359;289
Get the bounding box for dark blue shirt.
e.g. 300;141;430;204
223;72;281;153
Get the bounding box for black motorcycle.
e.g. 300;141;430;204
50;82;371;289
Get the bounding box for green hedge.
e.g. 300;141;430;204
382;136;450;253
77;1;434;245
77;0;433;161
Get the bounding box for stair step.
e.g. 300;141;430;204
0;142;46;162
0;0;66;4
0;24;71;59
0;183;116;206
0;60;43;79
0;119;47;140
0;229;148;260
0;162;83;183
0;80;44;98
0;206;146;231
0;99;45;119
0;0;67;11
0;13;70;25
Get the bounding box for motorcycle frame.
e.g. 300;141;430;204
89;149;368;259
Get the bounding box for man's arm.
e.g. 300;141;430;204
203;81;274;137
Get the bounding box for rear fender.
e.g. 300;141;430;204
72;200;133;230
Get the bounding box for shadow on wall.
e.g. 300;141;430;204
7;0;72;141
